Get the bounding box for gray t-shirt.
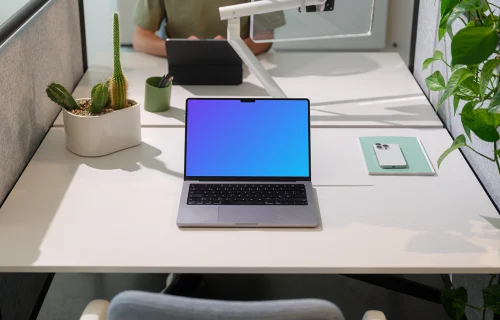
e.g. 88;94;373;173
133;0;286;39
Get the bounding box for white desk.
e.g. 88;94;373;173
1;127;498;273
53;51;442;128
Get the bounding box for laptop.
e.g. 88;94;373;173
177;98;319;228
165;39;243;85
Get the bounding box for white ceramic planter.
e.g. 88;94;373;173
62;99;142;157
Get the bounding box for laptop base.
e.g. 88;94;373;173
177;181;319;228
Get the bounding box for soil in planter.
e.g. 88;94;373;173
71;100;136;117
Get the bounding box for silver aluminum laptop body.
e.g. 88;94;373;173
177;98;319;228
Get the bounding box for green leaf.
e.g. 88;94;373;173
451;26;499;65
439;26;447;41
462;106;500;141
447;0;486;28
434;50;444;60
423;50;445;69
439;12;452;41
440;287;468;320
493;113;500;127
480;60;500;100
438;135;467;168
452;64;466;72
467;64;479;74
496;149;500;157
454;96;461;115
425;71;446;91
447;22;455;39
438;68;474;109
441;0;460;17
458;78;480;97
488;90;500;113
485;16;497;29
466;20;476;27
463;122;472;140
439;0;460;40
461;101;479;140
456;93;475;101
461;100;477;113
484;284;500;314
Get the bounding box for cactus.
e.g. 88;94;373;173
108;13;128;109
46;83;80;110
89;83;110;114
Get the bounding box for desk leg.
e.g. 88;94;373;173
29;273;55;320
165;274;204;296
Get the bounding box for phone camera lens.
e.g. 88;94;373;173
376;146;382;149
383;144;388;147
375;143;381;146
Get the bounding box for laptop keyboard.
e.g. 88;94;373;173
187;184;308;205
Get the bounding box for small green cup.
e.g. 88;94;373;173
144;76;172;112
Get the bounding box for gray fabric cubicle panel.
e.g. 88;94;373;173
0;0;83;206
0;0;83;318
413;0;500;210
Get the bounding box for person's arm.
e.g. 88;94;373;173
214;35;272;55
243;37;272;55
133;26;167;57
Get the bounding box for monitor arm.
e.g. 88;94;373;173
220;0;326;98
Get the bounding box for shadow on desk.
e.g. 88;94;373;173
145;106;186;124
82;143;182;178
264;52;379;78
314;185;500;255
310;94;438;127
182;82;269;97
310;105;437;127
0;133;182;268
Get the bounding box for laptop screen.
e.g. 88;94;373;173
185;99;310;179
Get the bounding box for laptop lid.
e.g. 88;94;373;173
184;98;311;182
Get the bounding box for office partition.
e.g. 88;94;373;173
412;0;500;210
0;0;83;316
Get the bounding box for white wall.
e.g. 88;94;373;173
385;0;415;66
0;0;31;26
84;0;118;66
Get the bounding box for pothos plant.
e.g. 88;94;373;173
441;275;500;320
424;0;500;174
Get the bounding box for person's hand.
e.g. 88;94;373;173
214;35;225;40
187;35;199;40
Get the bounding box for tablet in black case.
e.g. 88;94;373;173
166;39;243;86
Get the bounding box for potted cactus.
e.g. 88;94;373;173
46;13;141;157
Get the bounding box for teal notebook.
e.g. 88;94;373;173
359;136;435;176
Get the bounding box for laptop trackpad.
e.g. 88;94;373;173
218;206;278;224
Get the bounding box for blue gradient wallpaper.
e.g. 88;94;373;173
185;99;309;177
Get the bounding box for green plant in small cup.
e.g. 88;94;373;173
424;0;500;175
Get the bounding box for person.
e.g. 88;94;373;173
132;0;285;57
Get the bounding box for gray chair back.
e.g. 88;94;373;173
108;290;345;320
